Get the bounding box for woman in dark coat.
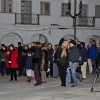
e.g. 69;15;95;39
55;40;69;87
40;46;49;84
32;43;42;86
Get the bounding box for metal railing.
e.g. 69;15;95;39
15;13;39;25
74;17;95;27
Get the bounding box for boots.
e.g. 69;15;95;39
29;77;31;82
26;77;29;82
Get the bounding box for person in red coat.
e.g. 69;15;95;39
6;44;18;81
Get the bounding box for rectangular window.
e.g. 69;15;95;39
21;1;32;24
95;5;100;18
79;4;88;17
1;0;12;13
61;3;69;16
40;2;50;15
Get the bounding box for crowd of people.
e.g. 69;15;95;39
0;38;100;87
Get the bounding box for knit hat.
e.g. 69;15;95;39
70;40;76;45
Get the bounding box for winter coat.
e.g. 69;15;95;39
18;46;23;59
6;50;18;69
25;56;32;69
88;44;97;60
40;49;48;71
54;48;68;66
68;46;80;63
48;48;54;63
0;50;7;63
81;47;88;62
32;47;42;70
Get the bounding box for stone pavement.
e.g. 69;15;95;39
0;74;100;100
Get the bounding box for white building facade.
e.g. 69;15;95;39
0;0;100;47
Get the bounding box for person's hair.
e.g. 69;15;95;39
18;42;21;45
1;44;5;47
48;43;52;47
61;40;68;49
81;42;85;47
10;44;14;48
35;42;42;48
92;40;96;43
27;51;32;55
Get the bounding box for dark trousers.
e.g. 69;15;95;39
59;63;67;85
50;63;53;77
34;70;41;85
1;62;5;76
92;60;96;71
18;58;22;75
10;68;17;80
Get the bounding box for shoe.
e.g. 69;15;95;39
79;77;82;82
34;84;38;86
63;84;66;87
15;79;17;81
71;85;76;87
9;79;13;81
44;81;47;83
61;84;63;86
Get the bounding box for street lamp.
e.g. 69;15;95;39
68;0;82;42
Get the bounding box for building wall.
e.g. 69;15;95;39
0;0;100;47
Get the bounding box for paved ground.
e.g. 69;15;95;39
0;74;100;100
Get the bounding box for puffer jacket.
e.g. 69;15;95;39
32;47;42;70
68;46;80;63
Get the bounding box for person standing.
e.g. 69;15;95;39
68;40;80;87
25;51;32;82
97;43;100;66
17;42;23;76
88;41;93;73
56;40;69;87
48;43;54;77
32;43;42;86
88;40;97;72
81;42;88;79
53;45;59;78
40;46;49;84
6;44;18;81
0;45;7;76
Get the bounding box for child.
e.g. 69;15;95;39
25;51;32;82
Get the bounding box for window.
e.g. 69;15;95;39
61;3;69;16
21;1;32;24
40;2;50;15
79;4;88;17
1;0;12;13
95;5;100;18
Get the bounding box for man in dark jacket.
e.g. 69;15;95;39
48;43;53;77
68;40;80;87
18;42;23;76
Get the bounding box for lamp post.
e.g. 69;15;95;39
68;0;82;42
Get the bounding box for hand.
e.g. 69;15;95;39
69;61;72;65
47;69;50;72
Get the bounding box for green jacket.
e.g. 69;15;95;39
0;50;7;63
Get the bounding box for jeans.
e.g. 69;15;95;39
66;69;71;82
70;62;79;86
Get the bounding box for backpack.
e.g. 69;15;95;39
79;51;84;65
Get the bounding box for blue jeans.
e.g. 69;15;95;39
66;69;71;82
70;62;79;86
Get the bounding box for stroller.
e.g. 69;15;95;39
90;54;100;92
90;67;100;92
